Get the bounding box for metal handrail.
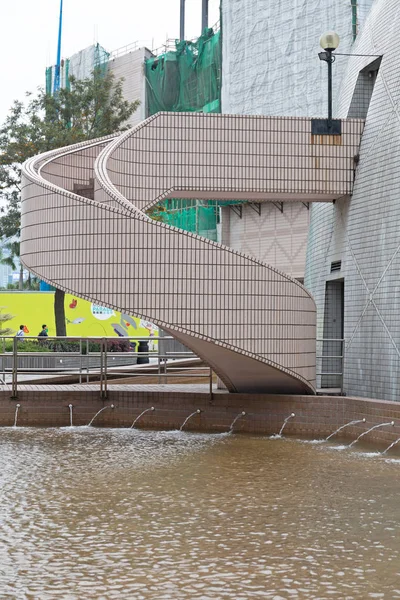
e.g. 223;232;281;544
316;338;345;394
1;335;213;401
3;335;345;397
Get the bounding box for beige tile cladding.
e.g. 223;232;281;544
102;113;364;207
21;114;361;395
3;384;400;449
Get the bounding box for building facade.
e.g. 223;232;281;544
108;45;151;127
305;0;400;400
220;0;374;280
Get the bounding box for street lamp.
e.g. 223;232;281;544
318;31;340;127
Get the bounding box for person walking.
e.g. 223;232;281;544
38;324;48;344
16;325;25;340
38;324;48;339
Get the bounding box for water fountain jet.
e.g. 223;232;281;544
13;404;20;428
278;413;295;437
326;418;366;441
349;421;394;448
131;407;155;429
88;404;115;427
229;411;246;433
180;409;201;431
68;404;73;427
382;435;400;455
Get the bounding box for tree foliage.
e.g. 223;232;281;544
0;68;139;334
0;307;15;336
0;68;139;258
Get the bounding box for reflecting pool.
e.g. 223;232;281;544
1;428;400;599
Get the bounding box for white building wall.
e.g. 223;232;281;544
222;0;374;118
305;0;400;401
108;47;151;127
220;0;373;278
69;45;109;81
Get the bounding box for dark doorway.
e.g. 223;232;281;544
347;57;382;119
322;279;344;389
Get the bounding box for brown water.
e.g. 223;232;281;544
1;428;400;599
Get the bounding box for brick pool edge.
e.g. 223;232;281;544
1;386;400;447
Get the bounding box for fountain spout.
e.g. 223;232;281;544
68;404;73;427
88;404;115;427
13;404;20;428
278;413;295;437
349;421;394;448
326;418;366;441
382;435;400;455
131;407;155;429
180;409;201;431
229;411;246;433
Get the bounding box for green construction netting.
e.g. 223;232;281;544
94;44;110;77
154;201;219;240
152;200;219;241
46;59;70;95
45;44;109;96
146;28;221;115
146;29;223;238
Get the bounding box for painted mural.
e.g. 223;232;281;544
0;292;158;343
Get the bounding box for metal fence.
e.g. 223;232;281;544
2;335;345;397
0;336;213;399
316;338;345;394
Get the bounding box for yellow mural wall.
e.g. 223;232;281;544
0;292;158;340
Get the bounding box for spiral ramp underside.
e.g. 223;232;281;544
20;113;364;394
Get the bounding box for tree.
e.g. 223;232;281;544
0;307;14;336
0;68;139;334
0;240;23;290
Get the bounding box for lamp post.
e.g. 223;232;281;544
180;0;185;41
318;31;340;128
202;0;208;32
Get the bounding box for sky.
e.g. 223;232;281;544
0;0;220;123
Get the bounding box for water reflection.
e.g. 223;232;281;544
1;429;400;598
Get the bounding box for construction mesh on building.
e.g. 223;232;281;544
46;44;110;95
146;28;222;237
151;200;219;240
145;28;221;115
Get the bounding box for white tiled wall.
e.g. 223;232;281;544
305;0;400;401
108;47;151;127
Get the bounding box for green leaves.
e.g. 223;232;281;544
0;306;14;335
0;69;139;246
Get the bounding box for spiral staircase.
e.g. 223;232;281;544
20;112;364;393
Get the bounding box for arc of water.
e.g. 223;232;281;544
180;409;201;432
278;413;295;436
382;436;400;455
326;418;366;441
68;404;73;427
229;411;246;432
131;407;155;429
349;421;394;448
13;404;20;428
88;404;115;427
